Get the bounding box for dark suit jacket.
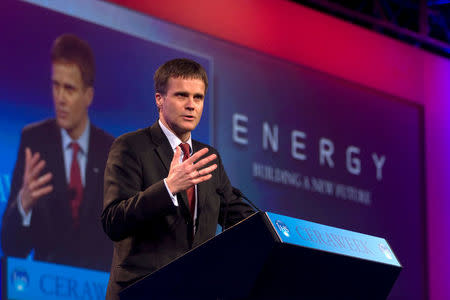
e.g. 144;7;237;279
1;119;114;271
102;122;254;299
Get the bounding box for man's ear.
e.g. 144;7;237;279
85;86;94;108
155;93;164;111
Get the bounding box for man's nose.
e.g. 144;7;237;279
54;87;66;103
185;97;195;110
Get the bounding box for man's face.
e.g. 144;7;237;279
52;62;93;139
156;77;205;141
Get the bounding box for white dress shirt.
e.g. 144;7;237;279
159;120;198;224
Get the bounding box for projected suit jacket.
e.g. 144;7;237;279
102;121;254;299
1;119;114;271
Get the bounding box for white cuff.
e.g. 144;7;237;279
17;192;32;227
163;179;178;207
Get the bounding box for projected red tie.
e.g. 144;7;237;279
69;142;83;227
180;143;195;217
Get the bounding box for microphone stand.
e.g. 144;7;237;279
232;187;261;213
216;188;228;233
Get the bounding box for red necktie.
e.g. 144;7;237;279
69;142;83;227
180;143;195;217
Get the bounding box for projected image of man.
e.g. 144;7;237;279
1;34;114;271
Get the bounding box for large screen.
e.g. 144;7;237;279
1;0;425;299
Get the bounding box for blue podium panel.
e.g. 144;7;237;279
266;212;401;267
249;212;402;300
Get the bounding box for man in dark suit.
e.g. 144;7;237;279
102;58;254;299
1;34;114;271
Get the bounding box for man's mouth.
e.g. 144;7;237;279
56;110;68;119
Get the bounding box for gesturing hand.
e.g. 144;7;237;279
20;147;53;214
166;147;217;195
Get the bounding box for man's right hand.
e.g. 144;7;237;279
20;147;53;214
166;147;217;195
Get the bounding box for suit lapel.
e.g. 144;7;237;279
79;124;101;223
192;140;208;225
150;122;173;173
149;122;191;219
45;120;71;226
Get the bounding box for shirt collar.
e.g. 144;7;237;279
158;119;192;154
61;119;90;154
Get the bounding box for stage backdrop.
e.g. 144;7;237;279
0;0;425;299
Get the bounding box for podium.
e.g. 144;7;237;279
120;212;401;300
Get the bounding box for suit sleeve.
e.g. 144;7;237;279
215;152;255;229
101;135;177;242
1;130;33;257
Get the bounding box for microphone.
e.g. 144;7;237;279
232;187;261;212
216;188;228;232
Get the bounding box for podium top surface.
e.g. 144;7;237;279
266;212;401;267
